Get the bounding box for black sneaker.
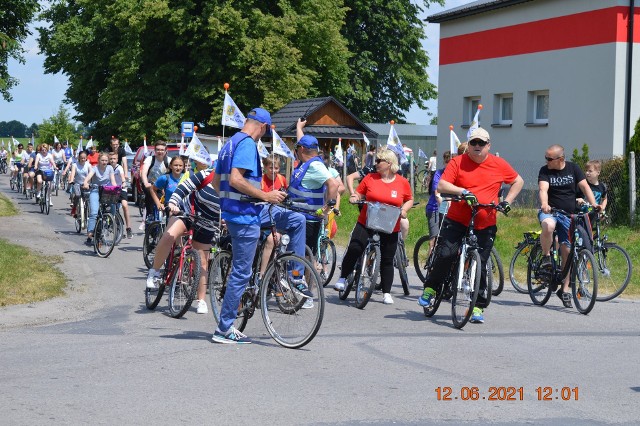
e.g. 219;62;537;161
556;289;572;308
85;237;93;246
126;228;133;239
540;255;552;269
291;278;313;298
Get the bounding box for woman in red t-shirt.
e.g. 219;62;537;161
261;155;288;192
333;148;413;305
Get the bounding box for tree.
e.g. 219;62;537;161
0;0;40;101
0;120;28;137
37;105;77;145
570;143;590;170
628;114;640;155
27;122;39;138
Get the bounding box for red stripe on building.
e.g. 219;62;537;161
440;6;640;65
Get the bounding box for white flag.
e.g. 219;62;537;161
450;126;461;153
86;137;94;149
335;139;344;164
418;148;428;159
217;137;223;155
179;134;186;156
143;137;148;155
272;129;294;159
466;104;482;140
54;135;60;144
123;140;134;155
257;139;269;158
185;132;211;165
76;136;84;156
386;125;408;164
221;93;246;129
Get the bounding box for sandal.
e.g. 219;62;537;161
556;289;572;308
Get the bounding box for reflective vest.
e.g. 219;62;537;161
218;132;262;216
288;156;325;220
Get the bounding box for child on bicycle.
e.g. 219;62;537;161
109;152;134;239
577;159;607;217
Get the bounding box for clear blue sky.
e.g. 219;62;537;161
0;1;468;127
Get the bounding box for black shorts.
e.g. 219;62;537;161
178;217;216;245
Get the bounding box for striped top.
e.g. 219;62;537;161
169;169;220;232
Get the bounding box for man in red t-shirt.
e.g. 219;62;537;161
418;128;524;324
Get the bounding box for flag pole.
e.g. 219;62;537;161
222;83;229;151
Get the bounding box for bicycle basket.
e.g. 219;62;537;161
366;202;401;234
99;185;121;204
43;169;55;181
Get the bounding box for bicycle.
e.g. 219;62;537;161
70;184;90;234
92;185;120;258
145;212;209;318
142;205;166;269
509;231;541;294
338;200;401;309
394;229;411;296
0;157;7;174
487;247;505;296
208;197;324;349
527;208;598;314
38;171;54;215
421;195;507;329
590;212;632;301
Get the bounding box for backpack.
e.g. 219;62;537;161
149;155;170;174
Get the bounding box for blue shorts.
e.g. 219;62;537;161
538;210;571;246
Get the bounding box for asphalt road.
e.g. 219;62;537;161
1;179;638;425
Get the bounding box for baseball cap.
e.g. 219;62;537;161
247;108;271;126
468;127;490;143
297;135;319;149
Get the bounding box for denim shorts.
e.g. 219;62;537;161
538;210;571;246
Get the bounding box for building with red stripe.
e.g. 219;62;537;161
428;0;638;162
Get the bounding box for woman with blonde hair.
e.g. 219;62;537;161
334;148;413;305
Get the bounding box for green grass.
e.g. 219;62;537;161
0;239;67;306
0;193;18;217
333;193;639;297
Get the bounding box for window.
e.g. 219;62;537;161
463;96;481;126
527;90;549;125
498;94;513;124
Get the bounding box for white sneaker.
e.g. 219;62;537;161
138;222;146;231
333;278;346;291
146;269;160;289
301;298;314;309
196;299;208;314
382;293;394;304
49;200;54;206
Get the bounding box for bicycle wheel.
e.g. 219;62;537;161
260;253;324;349
318;238;337;287
168;247;201;318
423;282;445;318
338;270;355;300
208;250;250;330
594;243;632;301
94;213;117;258
54;176;59;196
10;176;15;191
527;242;553;306
413;235;432;283
354;244;380;309
145;276;166;310
451;250;481;329
39;190;45;213
142;222;163;269
489;247;504;296
44;184;51;215
572;249;598;314
395;242;410;296
74;198;83;233
114;211;124;245
509;243;534;293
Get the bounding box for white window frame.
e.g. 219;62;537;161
532;90;549;124
498;94;513;125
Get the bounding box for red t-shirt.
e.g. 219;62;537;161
262;174;288;191
356;173;412;233
441;153;518;229
87;152;99;166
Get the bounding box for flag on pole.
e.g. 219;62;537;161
185;132;212;165
123;140;134;155
76;136;84;156
272;128;294;159
143;136;148;155
418;148;428;159
86;136;94;149
256;139;269;158
335;139;344;165
362;132;372;148
29;134;34;145
466;104;483;140
450;125;461;153
221;92;246;129
386;124;408;164
179;133;186;156
217;137;223;155
347;143;356;154
54;135;60;144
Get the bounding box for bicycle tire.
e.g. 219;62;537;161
39;190;45;213
44;185;51;215
451;250;481;329
594;243;632;301
572;248;598;315
354;244;380;309
94;213;117;258
208;250;250;331
142;222;163;269
338;271;354;300
260;253;324;349
10;176;15;191
485;256;493;306
168;247;201;318
319;238;337;287
54;176;59;196
509;242;533;293
527;242;552;306
413;235;432;283
145;281;166;310
74;198;83;233
489;247;504;296
395;242;410;296
114;211;125;245
423;282;445;318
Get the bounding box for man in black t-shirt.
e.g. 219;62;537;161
108;137;128;183
538;144;597;307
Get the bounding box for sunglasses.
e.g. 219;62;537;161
469;139;489;147
375;158;388;164
545;156;563;162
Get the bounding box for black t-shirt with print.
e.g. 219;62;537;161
538;161;585;213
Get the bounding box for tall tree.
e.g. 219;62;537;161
0;120;28;137
37;105;77;145
341;0;443;122
0;0;40;101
